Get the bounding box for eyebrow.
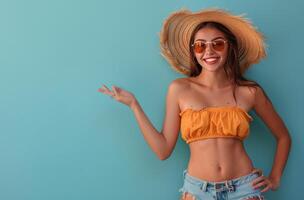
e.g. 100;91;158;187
194;36;225;42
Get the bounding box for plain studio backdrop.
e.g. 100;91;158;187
0;0;303;199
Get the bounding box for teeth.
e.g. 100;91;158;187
205;58;218;62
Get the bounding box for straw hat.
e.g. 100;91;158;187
159;8;267;76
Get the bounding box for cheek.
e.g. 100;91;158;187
219;50;228;62
194;53;202;62
221;54;227;63
194;52;201;58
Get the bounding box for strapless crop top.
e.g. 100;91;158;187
179;106;253;144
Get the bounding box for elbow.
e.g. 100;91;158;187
158;137;172;160
158;154;168;161
277;132;292;143
278;134;292;148
159;156;167;161
159;156;169;161
282;134;292;143
158;151;170;161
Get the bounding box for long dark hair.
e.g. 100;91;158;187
188;21;270;104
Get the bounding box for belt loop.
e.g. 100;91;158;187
225;180;229;188
227;180;235;192
200;181;207;192
228;180;233;186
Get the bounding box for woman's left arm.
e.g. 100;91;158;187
252;85;292;192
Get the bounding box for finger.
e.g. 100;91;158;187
98;85;109;92
98;87;112;96
253;180;267;189
98;87;107;93
251;176;264;185
260;185;270;193
112;86;119;96
102;84;110;90
98;85;116;98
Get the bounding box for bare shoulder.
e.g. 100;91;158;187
236;80;259;96
237;80;273;113
253;84;272;110
167;77;190;93
243;80;269;104
232;80;260;110
237;80;259;92
166;78;191;108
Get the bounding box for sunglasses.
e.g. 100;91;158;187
191;39;228;54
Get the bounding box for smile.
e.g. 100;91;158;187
203;57;220;65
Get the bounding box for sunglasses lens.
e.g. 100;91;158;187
213;40;226;51
192;40;226;53
193;42;206;53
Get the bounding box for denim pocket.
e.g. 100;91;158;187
179;181;213;200
228;178;264;200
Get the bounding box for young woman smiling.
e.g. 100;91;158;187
99;8;291;200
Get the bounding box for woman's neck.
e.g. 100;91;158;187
194;69;233;90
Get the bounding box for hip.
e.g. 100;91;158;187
179;168;265;200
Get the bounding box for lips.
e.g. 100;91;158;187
203;57;220;65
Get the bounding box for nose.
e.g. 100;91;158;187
205;43;214;54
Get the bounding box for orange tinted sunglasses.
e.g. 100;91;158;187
191;39;228;54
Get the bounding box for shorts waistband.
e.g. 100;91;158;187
182;168;260;193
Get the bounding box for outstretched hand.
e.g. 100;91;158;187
98;84;138;109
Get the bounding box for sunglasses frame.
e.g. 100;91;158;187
191;39;228;54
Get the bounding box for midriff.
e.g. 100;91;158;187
187;137;255;182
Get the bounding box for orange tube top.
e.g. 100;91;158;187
179;106;253;144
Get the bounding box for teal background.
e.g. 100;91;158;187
0;0;302;199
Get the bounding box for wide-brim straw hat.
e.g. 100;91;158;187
159;8;267;76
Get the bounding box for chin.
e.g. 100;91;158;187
200;62;225;72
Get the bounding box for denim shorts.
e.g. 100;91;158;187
178;168;265;200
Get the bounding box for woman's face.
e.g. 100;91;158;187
193;27;229;72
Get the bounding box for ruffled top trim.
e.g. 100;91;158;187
179;106;253;144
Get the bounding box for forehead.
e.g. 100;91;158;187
194;27;226;41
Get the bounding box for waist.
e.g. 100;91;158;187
187;163;255;182
181;168;260;192
187;144;253;181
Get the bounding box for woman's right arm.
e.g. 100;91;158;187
130;80;180;160
99;79;182;160
130;80;182;160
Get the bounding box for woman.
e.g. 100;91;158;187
98;8;291;200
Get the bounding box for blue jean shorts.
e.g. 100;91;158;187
178;169;265;200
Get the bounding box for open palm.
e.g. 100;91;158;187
98;84;137;108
